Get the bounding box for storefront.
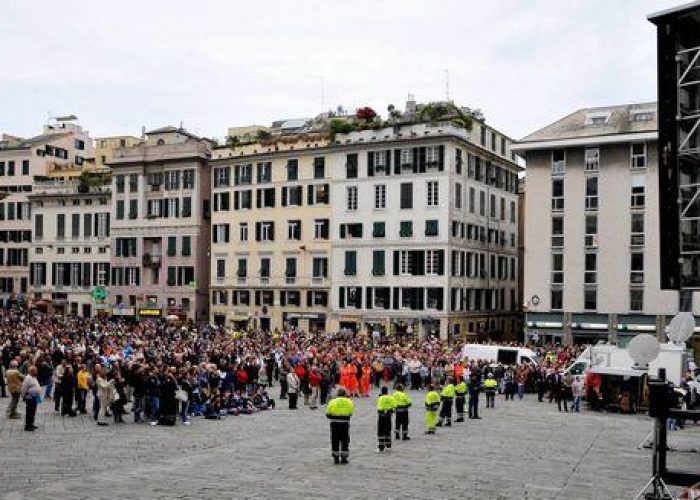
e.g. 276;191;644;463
525;313;565;345
338;315;360;332
230;313;250;331
284;312;327;332
137;307;163;319
111;307;136;318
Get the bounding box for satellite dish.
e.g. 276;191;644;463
628;334;660;370
666;312;694;344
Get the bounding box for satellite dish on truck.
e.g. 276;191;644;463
666;311;694;344
628;334;660;371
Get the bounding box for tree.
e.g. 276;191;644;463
356;106;377;121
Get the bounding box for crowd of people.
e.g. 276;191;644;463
0;309;591;434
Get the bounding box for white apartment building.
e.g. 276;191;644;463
28;176;111;317
329;119;521;340
513;103;696;346
0;117;94;308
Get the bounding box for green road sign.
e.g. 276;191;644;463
92;286;107;301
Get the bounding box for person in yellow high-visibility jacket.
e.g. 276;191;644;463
454;377;467;422
392;384;412;441
326;388;355;464
437;377;456;427
484;373;498;408
424;384;441;435
376;386;396;452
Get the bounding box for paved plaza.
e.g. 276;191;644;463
0;390;698;500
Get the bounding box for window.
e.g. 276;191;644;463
490;194;496;218
631;213;645;246
256;162;272;183
182;197;192;217
116;200;125;220
287;220;302;240
510;201;516;223
129;200;138;219
346;154;358;179
259;258;271;279
425;250;439;275
314;219;329;239
479;190;486;216
400;149;414;167
552;149;566;174
183;169;195;189
285;258;297;281
167;236;177;256
552;178;564;211
585;176;598;211
374;184;386;209
237;258;247;278
256;221;274;241
346;186;358;211
286;159;298;181
400;250;412;275
22;160;29;175
307;184;329;205
214;167;230;187
399;221;413;238
480;127;487;146
313;157;325;179
426;180;439;207
213;224;230;244
57;214;65;239
70;214;80;238
584;289;597;311
214;192;230;211
551;289;563;311
400;183;413;209
282;186;303;206
631;176;645;208
34;214;43;239
239;223;248;242
630;289;644;311
373;151;386;172
216;259;226;280
165;170;180;190
372;250;385;276
551;253;563;284
116;175;125;193
455;182;463;209
129;174;138;193
257;188;275;208
182;236;191;256
340;223;362;239
7;161;14;176
312;257;328;278
584;253;597;284
631;252;644;284
344;251;357;276
584;147;599;172
455;149;463;174
426;146;440;166
469;187;475;213
585;214;598;247
631;143;646;169
425;219;439;237
372;221;385;238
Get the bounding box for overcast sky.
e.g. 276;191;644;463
0;0;683;141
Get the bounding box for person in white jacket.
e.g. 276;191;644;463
20;366;41;431
287;369;300;410
94;365;115;426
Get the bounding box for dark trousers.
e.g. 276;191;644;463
377;414;392;450
0;367;6;397
76;389;88;413
410;373;421;390
54;388;62;412
395;409;409;438
486;390;495;408
557;394;568;412
92;392;100;420
330;421;350;460
455;395;465;420
279;377;288;399
288;392;298;409
62;390;75;415
25;397;37;429
469;395;479;418
320;383;330;405
438;398;453;424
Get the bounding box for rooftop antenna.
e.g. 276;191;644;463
443;69;451;102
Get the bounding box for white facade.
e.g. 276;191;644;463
328;122;521;339
513;103;696;345
28;179;111;317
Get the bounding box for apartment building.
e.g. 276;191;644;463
209;119;331;331
0;117;94;308
107;126;212;321
513;103;687;346
329;114;521;339
94;135;142;168
27;174;111;317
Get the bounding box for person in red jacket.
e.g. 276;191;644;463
308;364;322;409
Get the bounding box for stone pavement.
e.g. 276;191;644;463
0;390;698;500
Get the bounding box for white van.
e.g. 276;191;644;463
461;344;540;366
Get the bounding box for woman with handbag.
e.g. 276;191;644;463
95;365;115;427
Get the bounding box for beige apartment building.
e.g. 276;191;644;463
107;126;213;321
210;119;331;331
94;135;142;168
28;173;111;317
0;117;94;308
512;103;696;346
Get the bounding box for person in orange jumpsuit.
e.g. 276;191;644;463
346;362;358;397
360;363;371;397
